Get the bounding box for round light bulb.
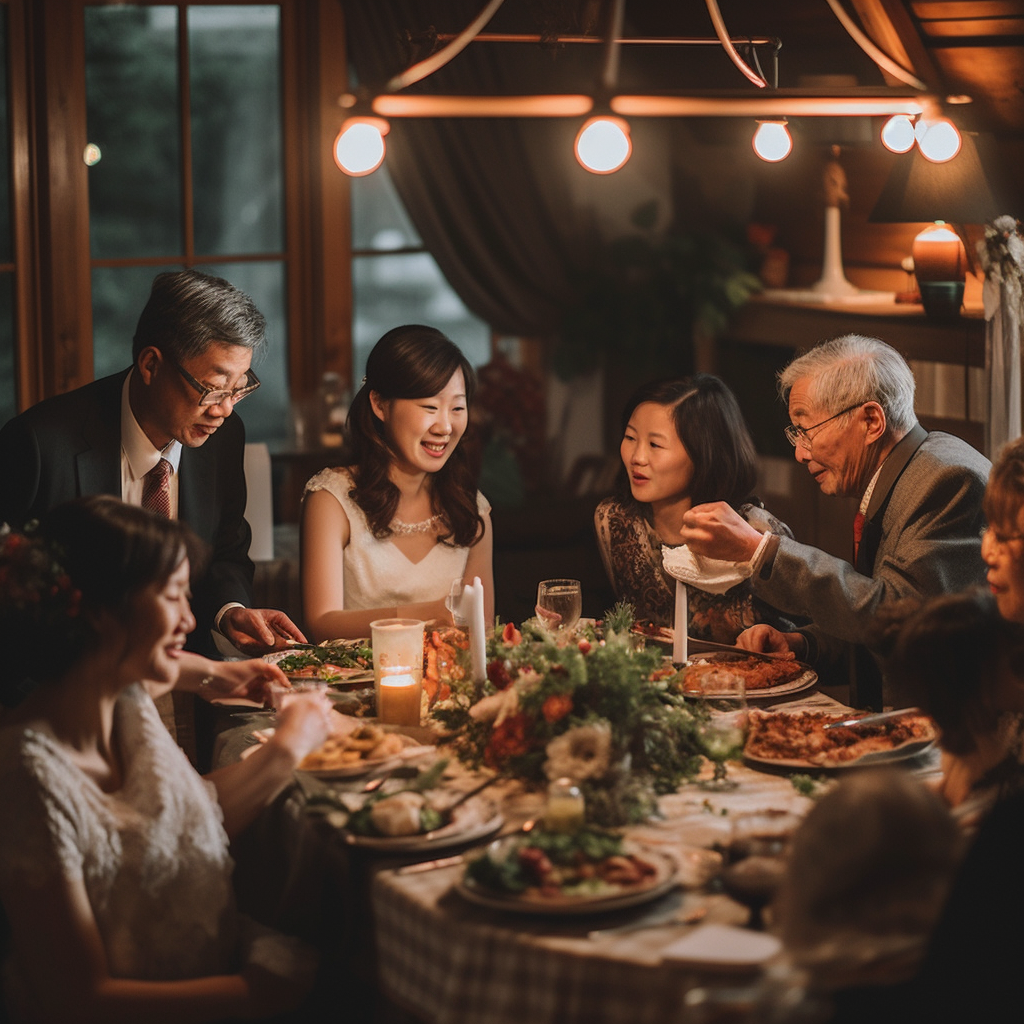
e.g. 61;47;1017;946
752;121;792;162
334;117;389;176
880;114;916;154
574;117;632;174
917;118;962;163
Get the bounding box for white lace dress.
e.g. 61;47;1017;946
304;467;490;609
0;683;304;985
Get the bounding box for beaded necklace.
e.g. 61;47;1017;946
391;513;442;535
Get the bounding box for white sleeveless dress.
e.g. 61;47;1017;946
303;467;490;609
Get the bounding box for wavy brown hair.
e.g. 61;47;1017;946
615;374;758;514
340;325;482;547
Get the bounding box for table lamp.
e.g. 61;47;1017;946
869;132;999;319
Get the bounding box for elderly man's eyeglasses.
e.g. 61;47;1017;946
784;403;865;448
172;360;261;407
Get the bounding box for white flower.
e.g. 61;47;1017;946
544;722;613;781
469;686;519;726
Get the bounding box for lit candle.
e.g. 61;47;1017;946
673;580;688;665
467;576;487;682
378;671;421;726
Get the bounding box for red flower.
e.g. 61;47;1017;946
502;622;522;646
542;693;573;723
484;713;532;768
487;659;514;690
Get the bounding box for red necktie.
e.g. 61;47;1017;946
853;510;866;564
142;458;172;519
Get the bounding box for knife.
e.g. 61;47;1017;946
396;855;464;875
823;707;922;730
686;638;799;664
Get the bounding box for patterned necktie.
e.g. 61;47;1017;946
853;510;866;564
142;458;172;519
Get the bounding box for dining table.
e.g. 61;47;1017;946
213;675;946;1024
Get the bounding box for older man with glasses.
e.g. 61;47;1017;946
678;334;991;709
0;268;305;662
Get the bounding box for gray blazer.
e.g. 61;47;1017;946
753;427;990;704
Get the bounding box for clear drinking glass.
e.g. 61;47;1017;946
445;577;468;629
696;669;748;790
536;578;582;636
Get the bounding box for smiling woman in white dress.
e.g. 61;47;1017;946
301;325;494;641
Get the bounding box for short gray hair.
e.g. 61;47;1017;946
777;335;917;436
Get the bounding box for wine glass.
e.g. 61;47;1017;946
695;668;748;790
536;579;582;637
445;577;468;629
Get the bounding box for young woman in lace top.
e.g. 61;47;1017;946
0;497;333;1022
302;325;493;640
594;374;791;644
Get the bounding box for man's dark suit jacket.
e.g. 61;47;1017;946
0;369;254;658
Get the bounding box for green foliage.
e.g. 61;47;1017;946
430;603;706;825
555;204;762;381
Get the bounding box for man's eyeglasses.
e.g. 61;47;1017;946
784;403;865;449
172;360;261;407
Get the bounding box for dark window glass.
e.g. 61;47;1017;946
91;265;180;380
352;253;489;382
189;6;283;255
212;261;288;445
85;6;183;259
351;165;420;252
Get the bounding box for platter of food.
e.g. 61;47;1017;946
243;714;436;777
343;794;504;852
456;828;678;915
673;653;817;701
266;640;374;686
742;708;938;769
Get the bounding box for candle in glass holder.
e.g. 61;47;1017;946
378;669;422;726
370;617;425;717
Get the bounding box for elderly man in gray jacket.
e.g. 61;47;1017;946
678;334;991;709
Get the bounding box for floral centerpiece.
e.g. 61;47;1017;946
430;603;706;826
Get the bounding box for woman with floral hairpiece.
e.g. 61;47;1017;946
301;325;493;640
0;496;334;1023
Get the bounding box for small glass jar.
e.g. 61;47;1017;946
543;777;585;833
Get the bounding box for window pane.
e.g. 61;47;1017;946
85;6;182;259
189;6;283;256
212;261;289;445
352;254;490;381
0;5;11;264
0;275;13;425
351;164;421;251
92;265;180;380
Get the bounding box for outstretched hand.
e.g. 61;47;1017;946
734;624;804;660
220;607;306;655
679;502;763;562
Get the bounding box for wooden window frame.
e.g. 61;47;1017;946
6;0;352;413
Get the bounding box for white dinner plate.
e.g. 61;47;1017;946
455;839;678;916
678;653;818;702
743;738;936;771
265;644;374;686
297;736;437;780
343;797;504;852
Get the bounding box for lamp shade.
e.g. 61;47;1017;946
868;132;999;225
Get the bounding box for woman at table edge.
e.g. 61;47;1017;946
594;373;793;643
0;496;334;1022
301;325;494;641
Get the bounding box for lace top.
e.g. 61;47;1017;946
594;498;794;644
303;467;490;610
0;684;237;980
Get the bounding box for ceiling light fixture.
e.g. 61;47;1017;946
575;116;632;173
752;120;792;162
880;114;916;154
336;0;930;177
333;116;389;176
